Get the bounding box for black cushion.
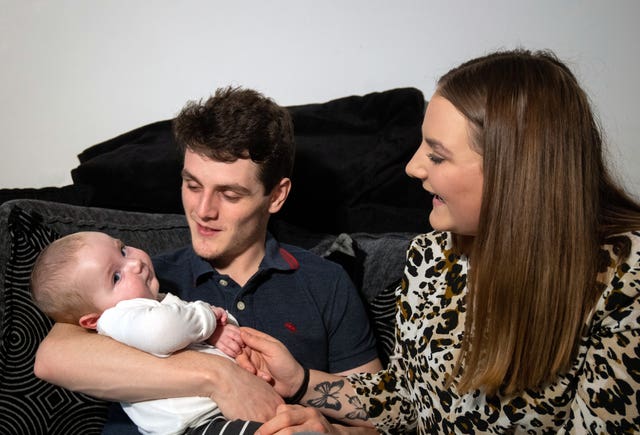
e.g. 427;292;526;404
70;88;432;235
283;87;430;234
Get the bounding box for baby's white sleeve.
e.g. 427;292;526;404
96;293;217;357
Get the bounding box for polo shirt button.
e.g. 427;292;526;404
219;279;228;287
236;301;246;311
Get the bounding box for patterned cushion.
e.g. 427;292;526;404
0;200;191;435
367;280;399;367
1;207;108;434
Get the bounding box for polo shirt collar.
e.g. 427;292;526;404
189;232;299;286
262;232;300;272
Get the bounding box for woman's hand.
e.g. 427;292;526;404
256;405;379;435
238;327;305;397
239;327;376;432
256;404;338;435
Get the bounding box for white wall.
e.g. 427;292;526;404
2;0;639;197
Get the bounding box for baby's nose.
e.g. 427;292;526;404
126;258;144;273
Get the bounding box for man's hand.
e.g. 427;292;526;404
211;355;285;422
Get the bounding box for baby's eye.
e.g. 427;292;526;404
120;246;127;257
113;272;121;284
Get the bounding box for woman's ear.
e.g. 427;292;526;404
78;313;101;330
268;178;292;214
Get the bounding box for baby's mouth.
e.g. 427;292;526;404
434;194;445;203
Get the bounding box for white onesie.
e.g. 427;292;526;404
97;293;237;435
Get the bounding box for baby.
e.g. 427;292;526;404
31;231;260;435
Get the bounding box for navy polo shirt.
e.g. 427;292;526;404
152;233;378;373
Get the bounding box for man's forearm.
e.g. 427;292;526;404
34;322;229;402
35;322;285;421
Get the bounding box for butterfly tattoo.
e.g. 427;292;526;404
306;380;344;410
345;394;369;421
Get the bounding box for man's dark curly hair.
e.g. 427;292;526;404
172;86;295;194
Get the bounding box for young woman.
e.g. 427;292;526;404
239;49;640;434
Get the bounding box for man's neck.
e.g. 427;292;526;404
212;243;266;287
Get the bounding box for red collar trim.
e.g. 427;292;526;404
279;247;300;270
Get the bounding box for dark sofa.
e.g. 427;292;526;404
0;88;431;434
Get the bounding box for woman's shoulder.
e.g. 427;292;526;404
409;231;453;251
592;231;640;331
407;231;466;270
600;230;640;274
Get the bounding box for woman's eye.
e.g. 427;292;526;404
120;246;127;257
428;153;445;164
113;272;121;284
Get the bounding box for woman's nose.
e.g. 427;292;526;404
405;151;426;179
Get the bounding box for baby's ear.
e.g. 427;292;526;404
79;313;101;330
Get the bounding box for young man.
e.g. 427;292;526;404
34;87;382;433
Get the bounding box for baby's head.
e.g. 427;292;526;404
31;231;160;328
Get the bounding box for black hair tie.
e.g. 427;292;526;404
284;366;310;404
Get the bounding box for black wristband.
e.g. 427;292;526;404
284;366;310;404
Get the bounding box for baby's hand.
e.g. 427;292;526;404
211;306;228;325
207;322;244;358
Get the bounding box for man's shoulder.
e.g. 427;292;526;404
279;242;343;271
278;242;356;292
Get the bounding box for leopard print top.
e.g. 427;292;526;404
349;231;640;434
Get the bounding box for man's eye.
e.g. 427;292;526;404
113;272;121;284
222;192;241;201
185;182;201;191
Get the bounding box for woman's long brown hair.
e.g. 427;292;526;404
437;49;640;395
